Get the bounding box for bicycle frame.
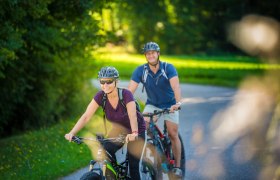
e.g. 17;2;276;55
72;134;130;179
144;109;176;171
72;134;156;180
143;108;186;179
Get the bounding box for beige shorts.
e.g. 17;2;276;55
143;104;179;124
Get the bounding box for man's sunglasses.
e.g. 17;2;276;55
100;79;115;85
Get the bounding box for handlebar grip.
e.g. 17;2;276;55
72;136;83;144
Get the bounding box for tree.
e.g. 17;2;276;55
0;0;107;136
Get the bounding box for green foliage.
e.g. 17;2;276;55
114;1;168;52
0;0;107;137
106;0;280;54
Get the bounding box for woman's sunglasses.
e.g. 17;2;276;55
100;79;115;85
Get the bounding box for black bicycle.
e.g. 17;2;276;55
143;109;185;179
72;134;156;180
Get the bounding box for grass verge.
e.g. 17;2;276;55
94;51;279;87
0;111;107;180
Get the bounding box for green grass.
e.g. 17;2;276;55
0;112;107;180
95;52;279;87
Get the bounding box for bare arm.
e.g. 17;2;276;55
126;101;138;132
65;99;99;141
170;76;182;111
128;80;139;94
125;101;139;142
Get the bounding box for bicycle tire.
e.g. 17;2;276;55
105;169;116;180
80;171;104;180
179;134;186;176
141;159;156;180
145;139;165;179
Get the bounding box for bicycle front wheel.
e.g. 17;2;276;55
145;139;165;179
141;159;156;180
80;171;103;180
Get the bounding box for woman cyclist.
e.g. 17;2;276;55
65;66;146;179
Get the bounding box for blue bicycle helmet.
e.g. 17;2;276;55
98;66;119;79
142;42;160;53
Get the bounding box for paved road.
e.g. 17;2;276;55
61;80;260;180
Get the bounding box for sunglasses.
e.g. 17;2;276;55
100;79;115;85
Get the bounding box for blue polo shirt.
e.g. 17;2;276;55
131;61;178;108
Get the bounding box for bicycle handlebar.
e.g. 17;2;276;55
142;107;181;117
71;134;126;145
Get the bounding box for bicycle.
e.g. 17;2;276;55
71;133;156;180
143;109;185;179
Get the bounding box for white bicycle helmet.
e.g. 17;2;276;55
142;42;160;53
98;66;119;79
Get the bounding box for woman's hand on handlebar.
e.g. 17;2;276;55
125;133;138;143
65;133;75;142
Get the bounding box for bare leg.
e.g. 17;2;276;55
166;120;181;167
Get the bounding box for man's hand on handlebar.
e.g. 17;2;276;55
170;101;182;112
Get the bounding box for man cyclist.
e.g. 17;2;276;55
128;42;183;178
